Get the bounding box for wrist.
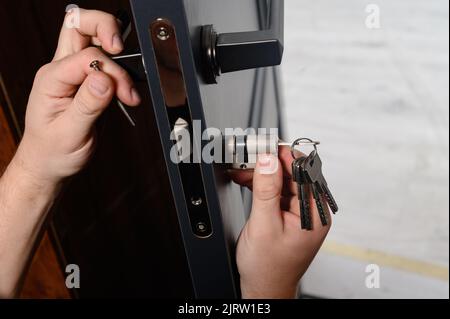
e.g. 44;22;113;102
11;138;62;187
240;280;298;299
6;156;61;200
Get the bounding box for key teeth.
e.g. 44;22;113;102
324;193;338;214
311;184;328;226
322;183;339;214
300;198;312;230
317;199;328;226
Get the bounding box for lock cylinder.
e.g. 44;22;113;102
225;134;279;170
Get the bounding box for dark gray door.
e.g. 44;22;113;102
131;0;284;298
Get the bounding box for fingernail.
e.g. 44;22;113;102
257;154;278;175
89;77;109;97
112;34;124;51
131;87;141;103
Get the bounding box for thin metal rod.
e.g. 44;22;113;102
122;24;132;43
111;53;142;60
278;141;320;147
117;100;136;127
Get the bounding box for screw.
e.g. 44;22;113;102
89;60;101;71
196;222;207;233
157;27;170;41
191;197;203;206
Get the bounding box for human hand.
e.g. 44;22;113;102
12;9;141;187
230;147;332;299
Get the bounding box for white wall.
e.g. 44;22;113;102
282;0;449;298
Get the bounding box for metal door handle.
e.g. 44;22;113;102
202;0;284;83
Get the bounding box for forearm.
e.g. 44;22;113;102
0;157;59;298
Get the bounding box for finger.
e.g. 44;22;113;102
228;157;299;196
40;47;141;107
229;170;295;197
228;170;253;189
91;37;102;46
280;196;300;215
250;154;284;229
60;71;115;139
228;146;306;193
54;8;123;60
227;146;300;184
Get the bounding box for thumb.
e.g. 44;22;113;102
65;71;115;135
250;154;284;228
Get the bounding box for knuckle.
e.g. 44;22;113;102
35;63;51;78
34;63;53;85
103;13;117;26
82;46;103;60
254;182;280;201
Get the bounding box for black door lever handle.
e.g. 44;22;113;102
202;0;284;84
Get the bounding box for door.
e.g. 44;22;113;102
125;0;283;298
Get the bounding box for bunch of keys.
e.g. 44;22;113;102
291;138;339;230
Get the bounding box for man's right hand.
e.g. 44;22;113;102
1;9;141;298
12;8;141;188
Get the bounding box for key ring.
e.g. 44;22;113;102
291;138;320;159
